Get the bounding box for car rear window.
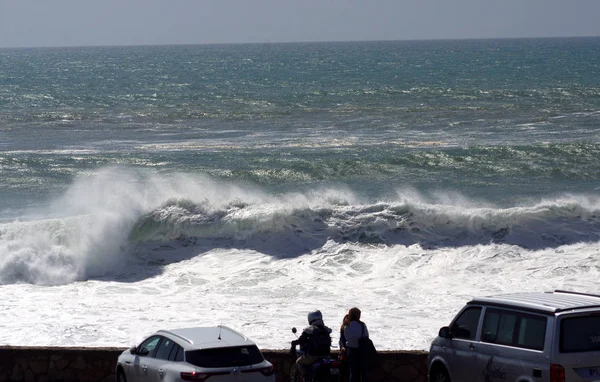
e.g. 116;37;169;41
185;345;265;368
560;315;600;353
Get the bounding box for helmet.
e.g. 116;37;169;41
307;310;323;325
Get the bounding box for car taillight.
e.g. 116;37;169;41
259;366;275;376
550;364;565;382
180;372;211;381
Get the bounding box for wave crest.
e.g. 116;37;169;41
1;166;599;286
130;194;600;250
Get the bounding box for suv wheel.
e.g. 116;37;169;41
117;369;127;382
430;366;450;382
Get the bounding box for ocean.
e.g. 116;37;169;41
1;38;599;350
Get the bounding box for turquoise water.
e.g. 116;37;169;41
1;38;600;284
2;38;600;349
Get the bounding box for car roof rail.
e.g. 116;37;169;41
553;289;600;299
157;329;193;344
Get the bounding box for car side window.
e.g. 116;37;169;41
138;336;162;357
483;309;517;345
451;306;482;340
169;344;184;362
517;314;546;350
155;337;176;360
482;308;546;350
482;310;501;342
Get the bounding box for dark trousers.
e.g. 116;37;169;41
348;347;368;382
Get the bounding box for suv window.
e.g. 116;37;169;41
451;306;481;340
185;345;265;368
482;308;546;350
138;336;161;356
517;314;546;350
482;309;517;345
155;337;176;360
169;344;184;362
560;315;600;353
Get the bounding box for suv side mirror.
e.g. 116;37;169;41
438;326;452;339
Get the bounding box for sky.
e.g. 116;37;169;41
1;0;600;48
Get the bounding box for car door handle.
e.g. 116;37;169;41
142;365;148;371
159;369;164;377
469;344;476;350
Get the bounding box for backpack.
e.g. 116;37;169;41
307;325;332;356
358;322;377;368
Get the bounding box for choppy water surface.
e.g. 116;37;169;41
1;38;600;349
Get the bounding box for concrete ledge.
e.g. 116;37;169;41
0;347;428;382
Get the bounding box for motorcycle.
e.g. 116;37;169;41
289;327;343;382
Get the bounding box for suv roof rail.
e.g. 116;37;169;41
157;329;193;344
553;289;600;299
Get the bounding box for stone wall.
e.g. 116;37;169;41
0;347;428;382
266;350;428;382
0;347;122;382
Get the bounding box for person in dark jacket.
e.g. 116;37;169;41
292;310;332;381
338;314;351;381
339;314;351;356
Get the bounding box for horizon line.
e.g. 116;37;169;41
1;34;599;50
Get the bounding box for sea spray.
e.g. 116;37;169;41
3;166;600;285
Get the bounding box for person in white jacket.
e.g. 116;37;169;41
343;307;369;382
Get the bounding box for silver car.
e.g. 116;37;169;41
428;290;600;382
116;326;275;382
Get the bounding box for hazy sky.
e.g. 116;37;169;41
1;0;600;48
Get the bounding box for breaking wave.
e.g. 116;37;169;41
130;195;600;249
1;166;599;285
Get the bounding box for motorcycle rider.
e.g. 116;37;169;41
291;310;332;381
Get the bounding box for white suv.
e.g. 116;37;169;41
116;326;275;382
427;290;600;382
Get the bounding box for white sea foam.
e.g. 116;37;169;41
0;241;598;350
1;167;600;349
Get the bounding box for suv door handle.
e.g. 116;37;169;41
159;369;164;377
469;344;476;350
142;365;148;371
